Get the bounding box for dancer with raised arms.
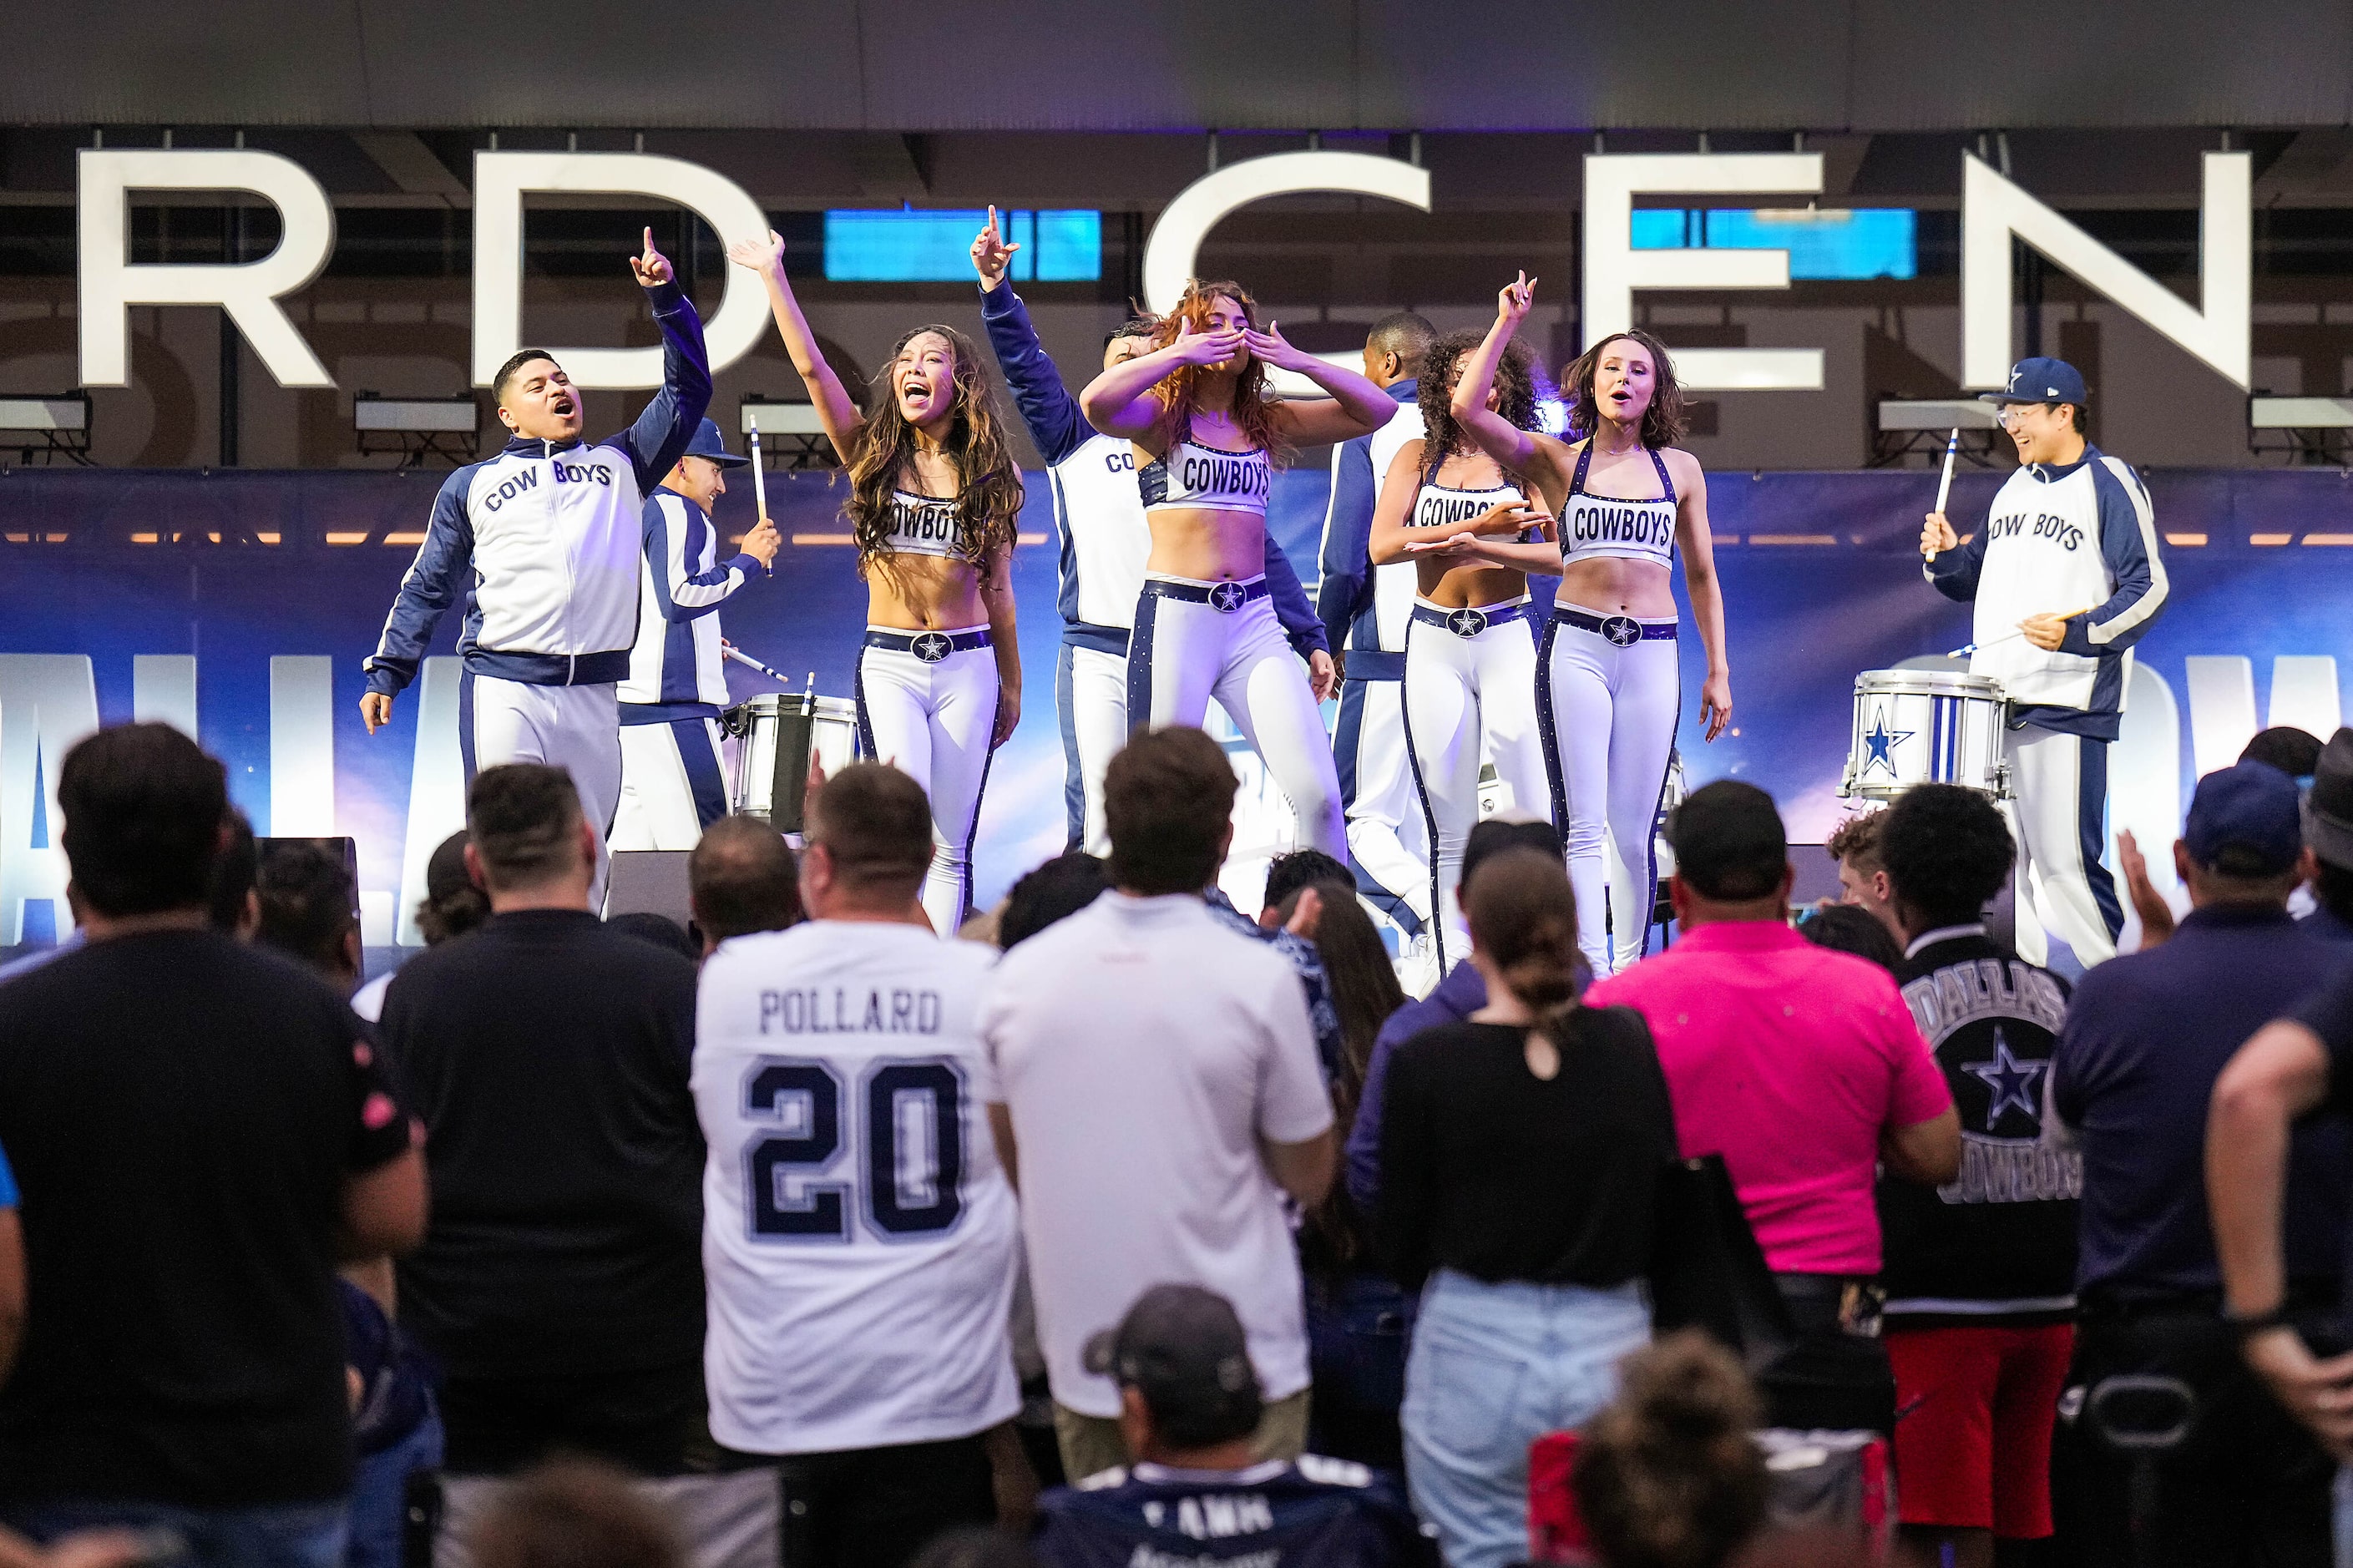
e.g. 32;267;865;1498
1078;281;1389;858
1450;274;1733;976
727;229;1022;935
1365;328;1558;969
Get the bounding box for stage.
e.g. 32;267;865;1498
3;462;2349;967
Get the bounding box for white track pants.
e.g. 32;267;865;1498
1336;675;1433;939
1128;575;1345;858
611;715;729;852
461;673;620;908
1057;641;1130;857
854;628;999;936
1536;607;1682;977
1402;601;1549;969
2006;723;2124;967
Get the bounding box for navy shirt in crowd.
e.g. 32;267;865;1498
2053;903;2350;1299
1034;1456;1422;1568
1345;960;1487;1210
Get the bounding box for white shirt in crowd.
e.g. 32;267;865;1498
978;891;1335;1419
693;921;1020;1454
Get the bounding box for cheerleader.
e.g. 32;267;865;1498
1369;328;1559;969
1079;280;1391;857
1452;274;1732;975
727;230;1022;934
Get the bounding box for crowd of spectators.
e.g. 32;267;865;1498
1;716;2350;1568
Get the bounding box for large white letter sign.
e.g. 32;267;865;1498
1583;153;1824;392
473;152;773;391
78;149;337;388
1962;151;2249;391
1142;152;1431;394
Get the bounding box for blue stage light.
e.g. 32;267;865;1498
822;209;1102;282
1631;207;1915;281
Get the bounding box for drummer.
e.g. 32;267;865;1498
1919;357;2168;967
611;417;783;850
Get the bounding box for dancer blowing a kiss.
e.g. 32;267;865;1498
1080;280;1390;858
727;230;1022;935
1451;274;1732;976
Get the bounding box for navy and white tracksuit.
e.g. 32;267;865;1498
364;281;710;904
855;492;1005;937
1128;428;1346;857
1398;476;1550;969
1318;382;1431;933
611;486;763;850
1538;444;1686;977
1930;446;2168;967
979;285;1328;855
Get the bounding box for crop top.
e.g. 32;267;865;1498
875;489;965;559
1410;477;1531;539
1139;420;1271;518
1560;443;1678;569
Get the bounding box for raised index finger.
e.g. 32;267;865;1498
642;225;656;256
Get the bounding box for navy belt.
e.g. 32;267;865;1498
1412;602;1526;639
864;627;993;665
1143;576;1268;615
1553;605;1677;645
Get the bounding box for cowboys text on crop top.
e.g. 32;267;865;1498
1561;443;1678;569
1140;432;1270;518
878;490;964;558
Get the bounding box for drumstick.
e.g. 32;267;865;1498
1925;427;1958;564
721;643;793;685
747;413;769;529
1947;606;2093;658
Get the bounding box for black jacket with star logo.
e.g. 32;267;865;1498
1877;928;2081;1328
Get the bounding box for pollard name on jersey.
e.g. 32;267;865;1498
759;984;944;1036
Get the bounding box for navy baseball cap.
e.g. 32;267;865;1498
1980;357;2088;407
1083;1284;1263;1446
2306;726;2353;871
680;417;749;468
2184;760;2305;875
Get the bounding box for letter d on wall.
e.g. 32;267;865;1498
78;149;337;387
473;152;772;390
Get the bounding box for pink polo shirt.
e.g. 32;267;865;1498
1585;921;1950;1275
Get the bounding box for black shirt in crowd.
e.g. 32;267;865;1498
0;930;412;1507
1878;928;2080;1325
1375;1008;1679;1292
377;909;703;1383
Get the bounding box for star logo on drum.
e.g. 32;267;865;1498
1861;706;1914;777
1448;608;1488;637
1208;581;1247;615
913;632;952;663
1964;1030;2046;1131
1602;615;1642;647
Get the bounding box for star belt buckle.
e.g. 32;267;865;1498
1448;608;1488;638
1207;581;1247;615
1601;615;1642;648
913;632;953;664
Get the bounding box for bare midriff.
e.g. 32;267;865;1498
1556;554;1676;618
1419;554;1530;611
863;554;987;630
1143;506;1268;582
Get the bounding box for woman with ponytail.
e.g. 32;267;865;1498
1375;847;1681;1568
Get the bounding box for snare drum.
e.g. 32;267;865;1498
1839;670;2009;800
724;695;860;830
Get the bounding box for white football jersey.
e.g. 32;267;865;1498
693;922;1020;1455
1053;432;1152;630
1366;402;1428;653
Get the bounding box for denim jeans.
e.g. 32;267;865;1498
2335;1464;2352;1568
349;1403;445;1568
2;1497;348;1568
1306;1268;1414;1470
1400;1270;1649;1568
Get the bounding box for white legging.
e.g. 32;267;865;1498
1400;599;1550;969
1128;574;1345;857
855;626;999;936
1536;605;1682;976
2006;723;2124;967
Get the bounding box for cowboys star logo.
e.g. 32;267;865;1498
1601;615;1642;648
1860;705;1913;778
1208;581;1247;615
913;632;952;664
1447;608;1489;638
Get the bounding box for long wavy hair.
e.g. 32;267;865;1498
1419;329;1545;481
1145;279;1292;466
845;324;1024;575
1564;326;1688;450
